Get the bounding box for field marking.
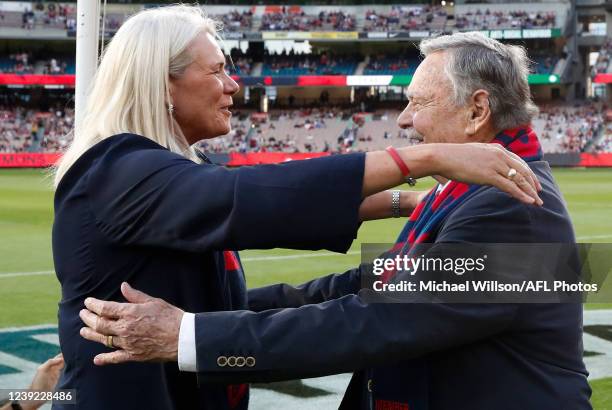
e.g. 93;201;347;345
0;251;362;278
1;233;611;279
0;324;57;333
0;270;54;279
576;234;612;240
30;334;60;346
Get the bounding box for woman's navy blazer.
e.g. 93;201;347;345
52;133;365;409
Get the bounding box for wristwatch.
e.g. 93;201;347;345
391;190;401;218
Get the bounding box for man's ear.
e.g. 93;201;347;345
465;89;491;137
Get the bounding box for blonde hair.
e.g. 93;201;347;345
53;4;220;187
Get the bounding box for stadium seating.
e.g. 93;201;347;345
195;102;608;155
0;107;73;153
262;54;358;76
260;7;356;31
363;55;419;76
213;10;253;32
533;102;607;153
532;56;558;75
454;9;556;30
363;6;447;32
2;101;606;155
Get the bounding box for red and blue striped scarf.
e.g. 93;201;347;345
381;126;542;282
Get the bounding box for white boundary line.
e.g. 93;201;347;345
1;234;611;279
0;251;362;278
0;270;54;279
0;324;57;333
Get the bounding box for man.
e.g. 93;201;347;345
79;32;591;409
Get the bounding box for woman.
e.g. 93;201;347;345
51;5;540;410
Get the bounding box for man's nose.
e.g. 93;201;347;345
397;106;413;129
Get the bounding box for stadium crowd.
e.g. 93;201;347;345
536;102;607;153
0;3;563;34
363;6;447;32
215;9;252;32
2;47;560;76
454;9;556;30
260;9;356;31
0;106;73;153
0;102;607;155
0;54;73;75
0;53;34;74
262;51;358;76
364;53;417;75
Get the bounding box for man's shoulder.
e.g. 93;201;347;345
439;161;575;243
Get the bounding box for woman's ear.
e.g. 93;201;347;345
168;80;176;101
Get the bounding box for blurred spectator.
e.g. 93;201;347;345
364;53;417;75
214;9;252;32
364;6;446;32
0;106;74;153
262;51;358;75
536;101;607;153
592;38;612;76
0;54;73;75
0;53;34;74
261;8;355;31
455;9;556;30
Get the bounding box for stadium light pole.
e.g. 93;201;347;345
74;0;100;132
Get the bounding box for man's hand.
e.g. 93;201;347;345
79;282;184;366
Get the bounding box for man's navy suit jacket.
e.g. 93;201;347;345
194;161;592;410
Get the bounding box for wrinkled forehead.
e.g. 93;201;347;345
408;51;452;101
189;32;226;66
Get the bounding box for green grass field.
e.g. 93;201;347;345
1;168;611;407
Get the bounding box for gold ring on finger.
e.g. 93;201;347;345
106;335;114;349
507;168;517;180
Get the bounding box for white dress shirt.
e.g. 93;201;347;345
178;312;197;371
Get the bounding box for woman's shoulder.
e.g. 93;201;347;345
90;133;183;165
57;133;194;197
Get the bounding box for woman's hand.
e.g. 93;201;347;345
18;354;64;410
431;143;543;206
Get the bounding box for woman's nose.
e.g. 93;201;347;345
225;75;240;95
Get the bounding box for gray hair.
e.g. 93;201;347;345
419;32;538;132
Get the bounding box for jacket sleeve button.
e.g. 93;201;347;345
217;356;228;367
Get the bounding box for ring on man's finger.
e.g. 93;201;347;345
106;335;114;349
507;168;517;180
